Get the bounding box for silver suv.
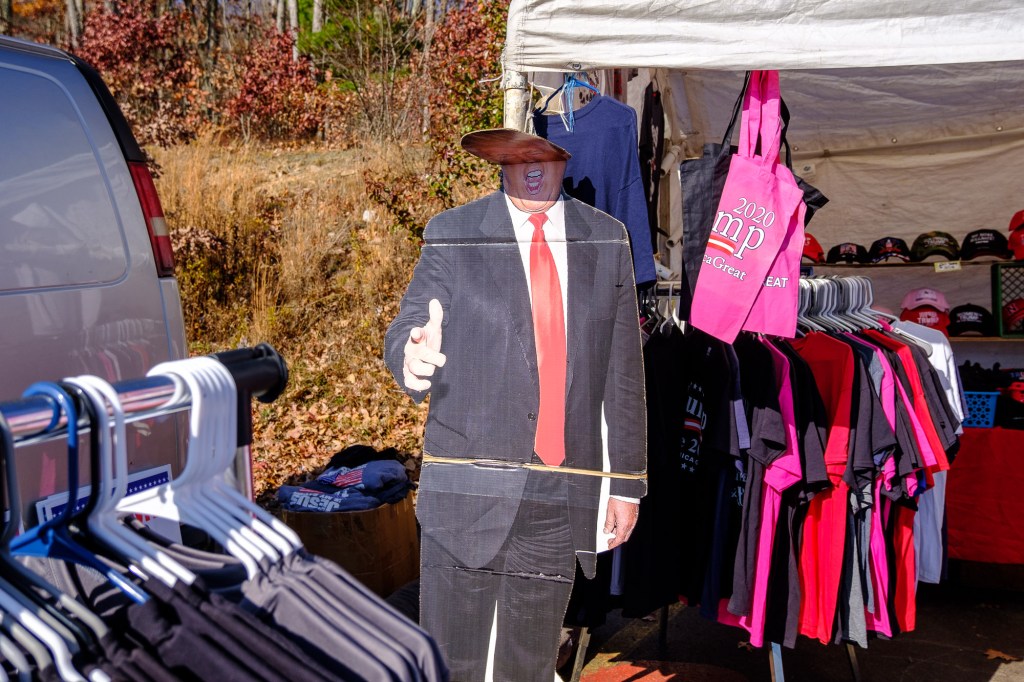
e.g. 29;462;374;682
0;36;187;523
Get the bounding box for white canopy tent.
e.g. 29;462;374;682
505;0;1024;72
502;0;1024;312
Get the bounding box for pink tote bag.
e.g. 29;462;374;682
741;200;805;337
690;71;804;343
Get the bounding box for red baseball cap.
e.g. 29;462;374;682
899;306;950;336
1008;209;1024;232
1003;381;1024;404
1003;298;1024;333
1010;227;1024;260
803;233;824;263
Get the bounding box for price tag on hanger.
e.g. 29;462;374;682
934;261;962;273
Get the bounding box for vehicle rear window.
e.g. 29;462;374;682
0;65;128;291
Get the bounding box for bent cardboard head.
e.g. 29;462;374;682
461;128;571;165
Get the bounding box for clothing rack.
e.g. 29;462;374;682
0;343;288;448
639;278;875;682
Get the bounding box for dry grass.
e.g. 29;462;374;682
151;136;471;500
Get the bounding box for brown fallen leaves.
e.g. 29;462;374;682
985;649;1022;662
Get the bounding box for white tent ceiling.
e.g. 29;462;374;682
505;0;1024;73
504;0;1024;312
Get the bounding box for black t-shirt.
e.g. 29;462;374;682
835;336;894;492
112;582;273;681
726;336;787;620
173;580;348;682
98;630;179;682
764;340;830;648
872;342;922;497
734;336;788;466
773;341;829;499
621;329;689;618
905;342;959;453
289;552;448;682
675;330;736;610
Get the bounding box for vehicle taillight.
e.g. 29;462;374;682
128;161;175;277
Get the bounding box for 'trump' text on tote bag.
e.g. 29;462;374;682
689;71;804;343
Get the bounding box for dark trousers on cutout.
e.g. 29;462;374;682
420;462;576;682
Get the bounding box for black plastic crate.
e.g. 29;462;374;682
990;263;1024;338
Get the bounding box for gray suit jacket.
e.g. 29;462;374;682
384;191;646;577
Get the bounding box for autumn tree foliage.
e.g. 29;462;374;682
426;0;506;140
70;1;334;146
225;28;324;142
421;0;507;207
79;0;208;145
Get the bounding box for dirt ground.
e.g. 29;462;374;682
574;563;1024;681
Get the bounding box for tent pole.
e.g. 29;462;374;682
503;69;531;131
769;642;785;682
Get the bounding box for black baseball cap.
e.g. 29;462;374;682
947;303;995;337
961;229;1012;261
867;237;912;263
911;231;960;262
826;242;868;264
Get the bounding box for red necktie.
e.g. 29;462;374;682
528;212;566;466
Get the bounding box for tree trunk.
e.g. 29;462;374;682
276;0;285;33
65;0;82;48
420;0;434;136
0;0;12;36
203;0;219;51
287;0;299;60
312;0;322;33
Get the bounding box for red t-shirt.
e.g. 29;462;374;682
791;333;853;644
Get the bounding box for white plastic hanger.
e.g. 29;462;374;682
65;375;196;586
796;280;818;332
834;278;871;330
823;279;857;332
116;360;263;578
801;279;828;331
855;276;897;323
178;361;278;570
164;358;299;562
184;361;283;563
199;359;302;556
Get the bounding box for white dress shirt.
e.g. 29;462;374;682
504;193;569;334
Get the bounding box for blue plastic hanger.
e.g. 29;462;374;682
537;71;600;132
9;382;148;603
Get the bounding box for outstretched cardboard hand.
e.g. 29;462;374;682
402;298;446;391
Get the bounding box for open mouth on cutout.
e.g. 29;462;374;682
525;169;543;194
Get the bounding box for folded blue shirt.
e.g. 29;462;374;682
316;460;408;493
278;458;412;512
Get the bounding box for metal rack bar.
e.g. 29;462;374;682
0;343;288;448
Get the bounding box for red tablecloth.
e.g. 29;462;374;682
946;427;1024;565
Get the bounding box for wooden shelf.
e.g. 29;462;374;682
806;260;1012;269
949;336;1024;343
